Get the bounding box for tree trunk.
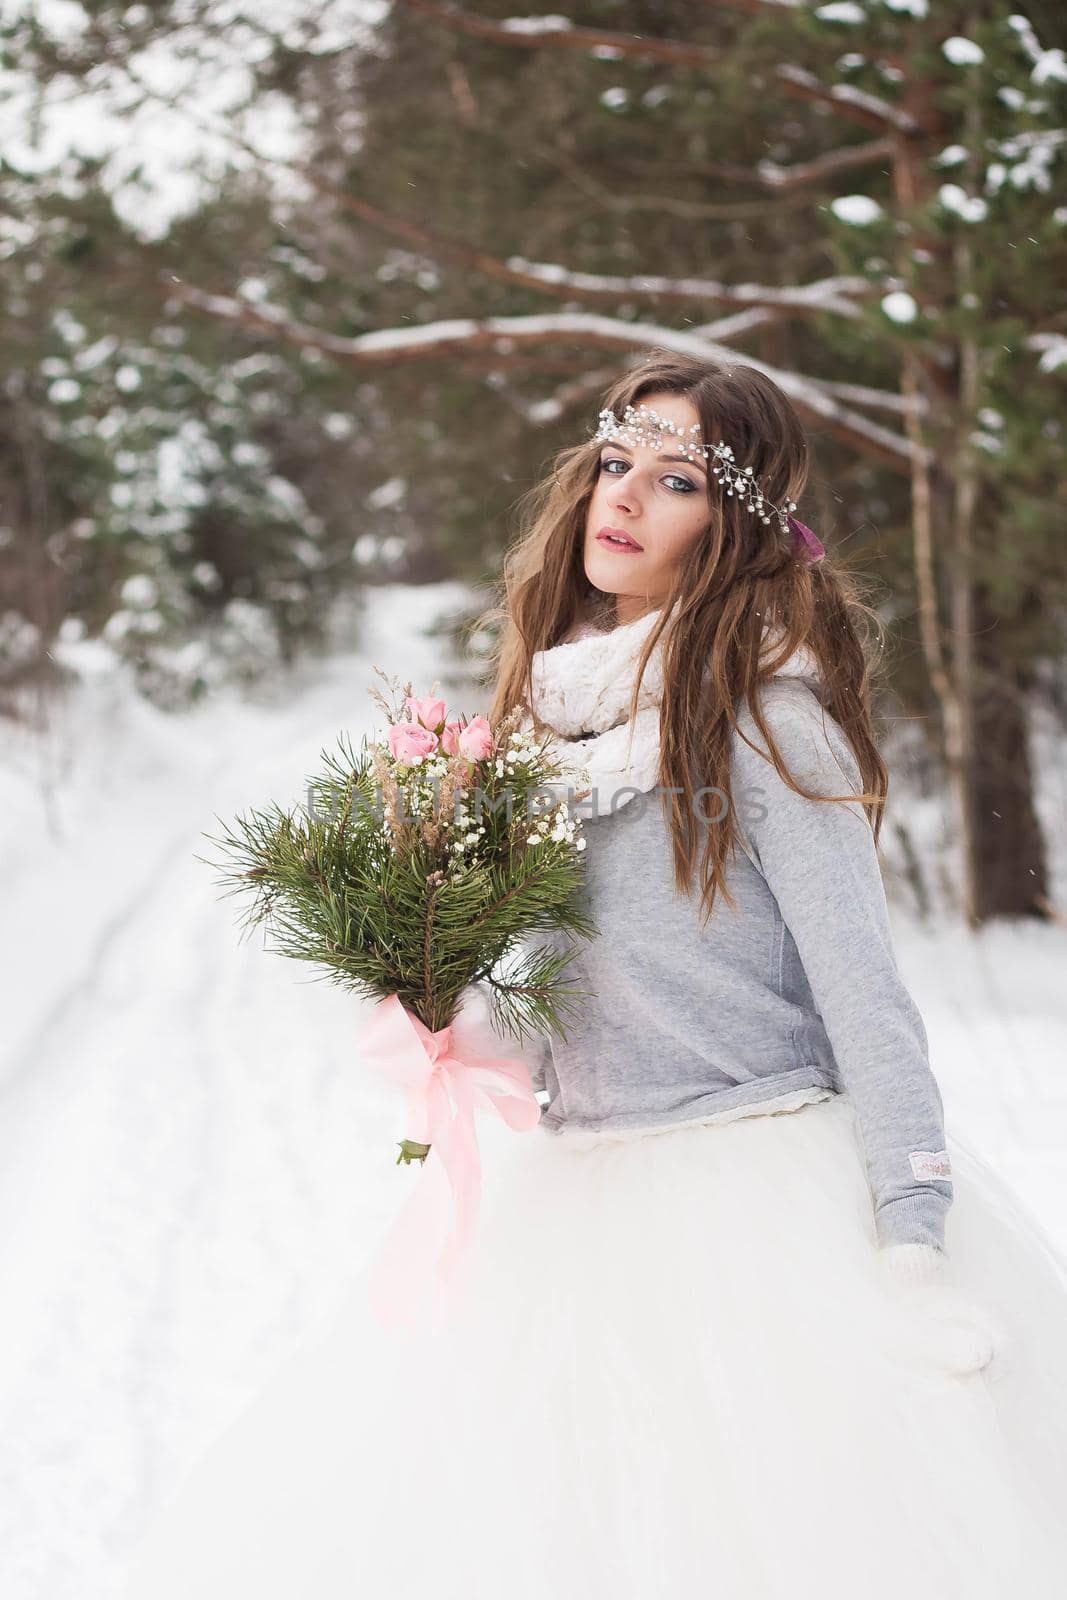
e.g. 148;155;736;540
968;580;1050;921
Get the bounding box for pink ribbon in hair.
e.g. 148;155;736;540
360;992;542;1333
788;515;825;564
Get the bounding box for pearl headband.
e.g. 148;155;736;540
593;402;826;564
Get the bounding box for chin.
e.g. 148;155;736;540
584;553;642;594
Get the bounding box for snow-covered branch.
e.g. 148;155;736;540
811;378;930;417
164;280;929;470
107;71;872;329
774;65;924;137
293;171;874;320
507;258;872;316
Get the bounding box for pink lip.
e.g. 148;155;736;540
596;526;644;553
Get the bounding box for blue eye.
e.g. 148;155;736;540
599;458;698;494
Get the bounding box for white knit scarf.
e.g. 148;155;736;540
515;607;822;812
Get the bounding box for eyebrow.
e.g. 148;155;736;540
600;442;707;475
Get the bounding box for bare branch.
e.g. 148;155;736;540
528;138;824;221
756;136;898;189
696;0;807;10
114;65;873;328
241;149;876;321
329;173;875;318
280;168;874;320
399;2;928;136
523;132;900;215
396;1;724;69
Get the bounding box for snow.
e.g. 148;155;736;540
880;290;919;324
2;581;1066;1597
119;575;159;609
943;36;986;67
499;14;575;33
1028;333;1067;373
0;582;482;1596
938;184;989;222
0;2;384;238
815;3;865;23
988;129;1066;195
1031;47;1067;87
829;194;885;225
1009;13;1067;86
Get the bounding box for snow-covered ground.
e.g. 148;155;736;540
1;581;1065;1598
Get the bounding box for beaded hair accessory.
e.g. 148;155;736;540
594;402;826;564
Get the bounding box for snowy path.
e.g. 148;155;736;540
0;582;1064;1598
0;584;485;1598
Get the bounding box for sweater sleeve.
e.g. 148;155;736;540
730;683;953;1252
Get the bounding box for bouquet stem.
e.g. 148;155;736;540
396;1139;432;1165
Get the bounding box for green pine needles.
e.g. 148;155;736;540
201;667;598;1052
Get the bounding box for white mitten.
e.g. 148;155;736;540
877;1242;1006;1377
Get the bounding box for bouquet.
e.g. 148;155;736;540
203;667;597;1328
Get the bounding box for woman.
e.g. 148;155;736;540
123;354;1067;1598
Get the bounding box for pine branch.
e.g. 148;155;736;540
482;941;594;1048
201;727;600;1040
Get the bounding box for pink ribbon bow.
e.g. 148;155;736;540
360;993;542;1333
788;515;826;564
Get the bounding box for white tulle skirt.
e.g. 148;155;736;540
122;1092;1067;1599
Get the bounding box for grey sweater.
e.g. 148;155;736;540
516;678;953;1254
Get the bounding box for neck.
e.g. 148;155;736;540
613;595;661;628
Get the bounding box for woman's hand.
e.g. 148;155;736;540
876;1242;1007;1377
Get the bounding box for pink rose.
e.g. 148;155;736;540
457;715;494;762
387;721;439;765
404;695;448;732
439;720;464;756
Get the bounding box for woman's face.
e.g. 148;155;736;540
583;390;711;626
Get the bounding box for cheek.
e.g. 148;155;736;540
660;504;709;555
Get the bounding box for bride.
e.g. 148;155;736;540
122;354;1067;1598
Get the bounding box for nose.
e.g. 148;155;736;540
605;472;640;514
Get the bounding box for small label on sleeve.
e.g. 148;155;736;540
909;1149;952;1181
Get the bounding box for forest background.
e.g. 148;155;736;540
3;0;1067;926
3;9;1067;1588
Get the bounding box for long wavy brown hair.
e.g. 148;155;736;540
477;351;889;926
